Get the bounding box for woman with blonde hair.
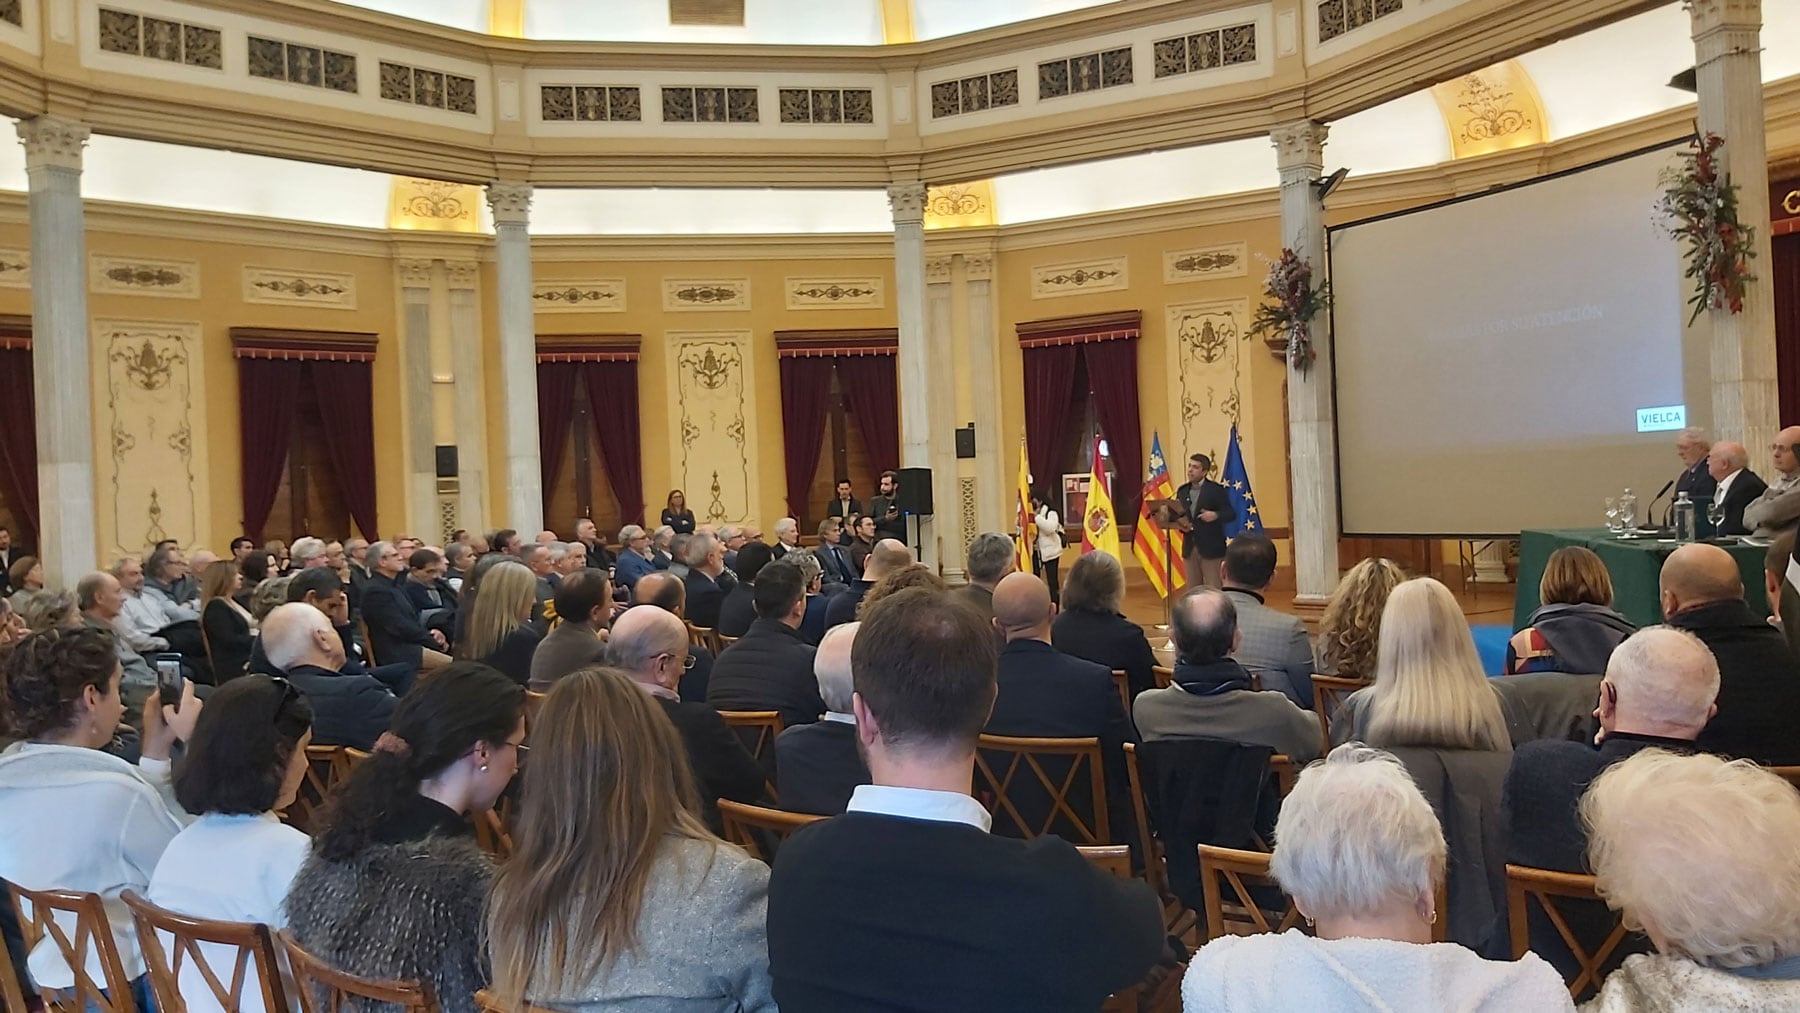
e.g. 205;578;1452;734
1507;546;1634;674
486;667;776;1012
1315;557;1405;679
1579;749;1800;1009
199;559;256;682
455;560;541;686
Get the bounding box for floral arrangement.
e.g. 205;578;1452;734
1655;132;1756;324
1248;248;1332;372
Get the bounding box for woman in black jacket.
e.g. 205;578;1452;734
661;489;697;535
1050;550;1158;700
200;559;255;682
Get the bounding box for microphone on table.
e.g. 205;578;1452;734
1647;478;1676;527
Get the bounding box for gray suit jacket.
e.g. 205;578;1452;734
1132;685;1322;763
1223;589;1314;711
1744;474;1800;537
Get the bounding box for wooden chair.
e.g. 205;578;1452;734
1310;674;1370;754
718;710;784;765
1109;670;1131;715
471;808;513;860
685;622;721;655
123;890;290;1013
7;883;136;1013
716;800;825;864
1123;743;1192;940
974;734;1109;844
1152;665;1174;690
1506;864;1630;998
1267;755;1299;797
1199;846;1448;944
355;618;377;667
1076;846;1170;1013
717;633;740;650
1076;845;1134;880
0;899;27;1013
277;929;438;1013
474;988;562;1013
282;744;354;835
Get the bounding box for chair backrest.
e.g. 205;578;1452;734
473;988;562;1013
974;734;1110;844
1109;670;1131;715
685;622;720;654
1133;737;1273;913
716;800;825;864
277;930;437;1013
1151;665;1174;690
1076;845;1133;880
1267;755;1298;798
1505;864;1631;999
470;808;513;861
1310;674;1369;754
7;883;136;1013
1;887;33;1013
283;745;353;835
1200;847;1449;944
123;890;288;1013
355;618;376;666
718;710;784;763
717;634;740;649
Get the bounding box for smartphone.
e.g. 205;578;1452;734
153;653;185;708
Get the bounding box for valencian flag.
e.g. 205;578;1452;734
1222;424;1261;538
1132;431;1186;598
1081;435;1123;563
1016;438;1034;576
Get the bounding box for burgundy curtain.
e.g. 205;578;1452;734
836;354;901;475
306;359;379;540
0;348;37;537
779;356;836;518
1022;344;1080;490
536;362;579;499
584;360;646;526
1082;339;1144;520
1777;233;1800;426
237;357;303;541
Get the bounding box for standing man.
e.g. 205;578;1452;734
1174;453;1235;588
869;470;907;543
826;479;861;520
1672;428;1717;517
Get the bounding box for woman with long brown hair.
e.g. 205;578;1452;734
200;559;255;682
1315;557;1406;679
487;667;775;1012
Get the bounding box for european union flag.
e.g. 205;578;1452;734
1221;424;1260;540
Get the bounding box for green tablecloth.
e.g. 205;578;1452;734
1513;529;1771;630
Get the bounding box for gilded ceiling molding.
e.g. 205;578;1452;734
1428;59;1547;159
15;116;89;171
923;181;997;230
389;177;485;233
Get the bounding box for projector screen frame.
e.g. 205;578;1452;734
1323;136;1695;541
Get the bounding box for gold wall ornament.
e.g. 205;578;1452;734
96;319;206;557
533;279;627;313
668;330;758;525
1030;257;1129;299
243;266;357;308
784;277;884;310
923;181;996;230
1429;59;1548;160
388;177;484;233
1163;243;1247;284
1165;298;1247;479
662;278;750;311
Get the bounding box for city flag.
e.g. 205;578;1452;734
1016;438;1034;575
1081;435;1123;563
1132;431;1186;598
1222;424;1261;539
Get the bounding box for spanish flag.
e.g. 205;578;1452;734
1015;438;1034;575
1081;435;1122;563
1133;431;1186;598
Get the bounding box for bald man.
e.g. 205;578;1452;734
631;570;714;703
822;537;913;631
262;602;395;750
1661;543;1800;763
774;622;872;816
1742;425;1800;539
1705;440;1766;537
984;572;1135;842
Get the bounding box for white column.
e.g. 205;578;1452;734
17;117;94;584
889;181;943;568
486;182;541;533
1272;120;1340;605
964;252;1005;534
446;262;488;537
397;259;438;544
1691;0;1778;452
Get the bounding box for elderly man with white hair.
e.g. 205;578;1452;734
289;537;329;570
771;518;801;560
1183;744;1572;1011
1580;749;1800;1008
261;602;395;750
1706;440;1766;537
1670;427;1716;517
614;524;657;589
774;622;870;815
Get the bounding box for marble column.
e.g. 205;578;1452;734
1272;120;1340;606
17;117;94;584
963;252;1004;535
446;262;488;538
889;181;945;569
486;182;541;533
396;259;439;545
1690;0;1778;453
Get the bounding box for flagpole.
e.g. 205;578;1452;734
1161;526;1173;632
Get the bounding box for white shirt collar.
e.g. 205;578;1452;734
822;710;856;725
1716;469;1741;503
847;784;992;831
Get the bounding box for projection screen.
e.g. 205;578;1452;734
1329;142;1711;537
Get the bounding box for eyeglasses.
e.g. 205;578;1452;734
657;652;697;670
507;740;530;757
1776;444;1798;455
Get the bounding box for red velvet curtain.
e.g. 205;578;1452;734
237;357;303;541
836;354;901;474
1776;233;1800;426
0;348;38;537
536;362;579;499
1022;344;1080;490
779;356;836;518
1082;338;1144;520
306;360;379;540
584;360;646;526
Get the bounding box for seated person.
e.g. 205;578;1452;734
789;551;829;646
199;559;256;683
1219;535;1315;709
359;541;450;672
631;572;714;703
1707;440;1766;537
949;533;1015;623
717;542;773;639
706;562;823;730
613;525;658;590
528;569;611;692
811;518;856;591
823;538;910;631
1051;551;1158;701
455;561;543;688
1581;749;1800;1009
1507;546;1634;675
681;533;729;630
774;623;870;816
401;547;458;641
261;603;396;751
1182;744;1572;1010
1314;557;1405;679
1742;425;1800;540
766;588;1166;1011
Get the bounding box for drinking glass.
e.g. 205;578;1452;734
1619;495;1637;531
1707;502;1726;536
1604;498;1620;533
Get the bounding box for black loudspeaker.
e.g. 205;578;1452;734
895;467;934;515
954;425;977;459
435;445;459;478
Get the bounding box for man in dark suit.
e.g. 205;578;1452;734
950;532;1016;624
766;586;1165;1012
632;571;714;703
1173;452;1235;588
716;542;772;638
574;518;615;572
1670;428;1717;522
810;518;855;592
707;561;823;729
359;540;448;674
868;470;907;543
401;547;457;640
1661;542;1800;763
1706;440;1766;537
610;604;766;832
681;531;728;629
775;622;870;815
262;602;396;751
823;538;911;631
825;479;861;520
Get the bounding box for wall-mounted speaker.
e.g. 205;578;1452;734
895;467;934;515
955;425;976;459
435;445;459;478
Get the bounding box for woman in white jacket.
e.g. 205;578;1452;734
1030;489;1065;606
1182;744;1572;1012
0;625;197;1005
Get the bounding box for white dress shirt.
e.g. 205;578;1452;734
846;783;993;832
1715;469;1741;506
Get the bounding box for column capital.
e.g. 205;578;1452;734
444;260;480;289
1688;0;1760;35
16;116;90;172
396;258;435;286
485;181;533;226
964;252;994;282
887;182;927;226
925;254;952;284
1270;120;1328;172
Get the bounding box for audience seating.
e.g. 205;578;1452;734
1109;670;1131;715
0;906;26;1013
718;710;784;801
283;745;356;835
277;929;438;1013
716;800;824;864
355;619;377;666
1505;864;1630;999
1267;755;1298;797
7;883;136;1013
123;889;290;1013
1076;844;1134;880
1201;846;1449;945
1122;744;1193;940
685;622;721;655
1151;665;1173;690
1310;674;1370;753
471;808;513;861
717;633;740;650
974;734;1109;844
1077;845;1180;1013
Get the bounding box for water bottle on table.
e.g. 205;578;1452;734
1672;491;1695;542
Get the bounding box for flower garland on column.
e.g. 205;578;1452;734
1248;248;1332;374
1655;131;1756;324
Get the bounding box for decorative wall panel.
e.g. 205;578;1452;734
247;36;357;93
784;277;883;310
95;319;205;556
533;279;627;313
1038;47;1132;99
387;177;484;233
0;249;29;289
1318;0;1403;43
1163;243;1247;283
242;267;357;308
662;278;750;311
1152;23;1257;77
930;69;1021;119
1428;59;1547;159
89;256;200;299
379;60;478;115
668;330;758;525
778;87;875;124
923;182;997;230
540;85;643;122
98;8;222;69
1030;257;1128;299
661;86;759;123
1166;299;1246;474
